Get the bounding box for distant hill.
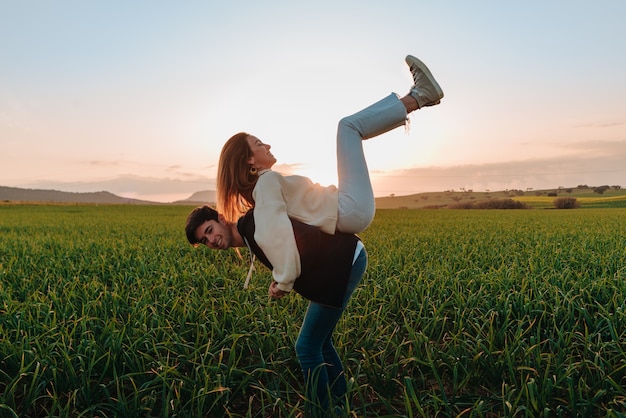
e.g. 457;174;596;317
3;185;623;208
0;186;218;206
172;190;216;205
0;186;160;205
375;186;625;209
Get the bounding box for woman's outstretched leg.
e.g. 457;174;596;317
335;55;444;234
335;93;406;234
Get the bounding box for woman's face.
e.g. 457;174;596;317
246;135;276;170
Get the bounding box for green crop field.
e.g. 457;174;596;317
1;205;626;417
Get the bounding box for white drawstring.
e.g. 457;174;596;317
244;255;255;289
242;237;255;288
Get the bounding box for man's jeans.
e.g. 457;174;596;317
295;247;368;414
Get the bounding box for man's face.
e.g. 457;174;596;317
194;217;232;250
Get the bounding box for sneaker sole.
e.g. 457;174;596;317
405;55;444;100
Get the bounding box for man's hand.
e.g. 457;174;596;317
268;281;289;299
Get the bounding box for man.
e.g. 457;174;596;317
185;205;367;413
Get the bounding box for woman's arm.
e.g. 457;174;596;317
253;172;301;292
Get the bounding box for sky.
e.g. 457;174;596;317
2;1;626;202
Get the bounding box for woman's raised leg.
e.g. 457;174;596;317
335;55;443;234
335;93;407;234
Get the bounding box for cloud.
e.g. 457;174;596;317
87;160;119;167
273;163;304;175
556;139;626;157
372;144;626;195
575;122;625;129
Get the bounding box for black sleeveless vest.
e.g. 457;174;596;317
237;210;361;308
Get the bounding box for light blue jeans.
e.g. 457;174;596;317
336;93;407;234
295;247;368;415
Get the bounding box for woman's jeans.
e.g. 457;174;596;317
336;93;407;234
295;247;368;414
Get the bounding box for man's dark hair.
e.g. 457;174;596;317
185;206;219;245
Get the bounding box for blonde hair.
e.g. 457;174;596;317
216;132;258;223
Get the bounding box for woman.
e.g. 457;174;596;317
216;54;443;297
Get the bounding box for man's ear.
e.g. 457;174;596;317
218;213;226;224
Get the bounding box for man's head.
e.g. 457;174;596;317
185;206;235;250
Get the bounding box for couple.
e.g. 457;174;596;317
186;55;444;414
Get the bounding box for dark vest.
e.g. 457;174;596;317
237;210;361;308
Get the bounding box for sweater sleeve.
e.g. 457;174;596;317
252;172;301;292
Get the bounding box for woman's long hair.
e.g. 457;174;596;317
216;132;258;223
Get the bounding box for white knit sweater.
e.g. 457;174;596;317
252;169;339;292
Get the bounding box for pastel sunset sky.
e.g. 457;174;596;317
2;1;625;202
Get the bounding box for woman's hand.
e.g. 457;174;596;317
268;281;289;299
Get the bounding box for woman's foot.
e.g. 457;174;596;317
405;55;444;108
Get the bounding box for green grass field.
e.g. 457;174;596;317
1;205;626;417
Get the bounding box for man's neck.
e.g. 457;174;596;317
230;222;245;247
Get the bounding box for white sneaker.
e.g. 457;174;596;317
405;55;444;108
